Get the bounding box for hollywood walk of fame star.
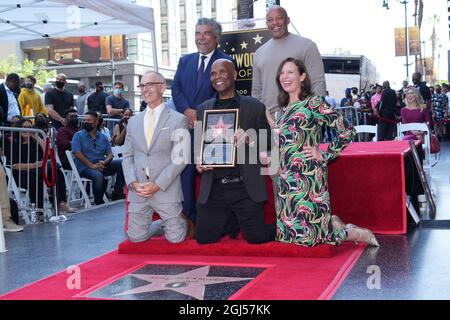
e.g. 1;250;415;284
208;116;233;141
113;266;252;300
253;34;263;45
240;41;248;50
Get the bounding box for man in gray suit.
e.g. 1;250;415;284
122;71;190;243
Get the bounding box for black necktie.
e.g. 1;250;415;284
197;55;207;90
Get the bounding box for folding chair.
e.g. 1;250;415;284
397;122;431;174
65;150;93;208
355;124;378;142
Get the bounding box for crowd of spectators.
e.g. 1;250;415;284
1;73;131;231
333;73;449;142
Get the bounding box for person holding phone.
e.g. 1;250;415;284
112;108;133;146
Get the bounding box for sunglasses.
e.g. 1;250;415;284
92;138;96;148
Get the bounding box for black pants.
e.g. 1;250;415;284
196;180;275;244
377;120;396;141
14;164;67;209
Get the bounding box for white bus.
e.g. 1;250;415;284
322;54;377;102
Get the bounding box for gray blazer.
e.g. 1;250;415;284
122;105;190;203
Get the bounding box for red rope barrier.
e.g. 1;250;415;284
42;137;57;188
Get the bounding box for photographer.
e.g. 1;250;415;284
111;108;133;146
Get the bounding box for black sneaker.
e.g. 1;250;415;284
111;193;125;201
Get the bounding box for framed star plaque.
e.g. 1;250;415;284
200;109;239;167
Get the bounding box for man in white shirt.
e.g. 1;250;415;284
0;73;21;125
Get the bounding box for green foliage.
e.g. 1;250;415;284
0;55;56;86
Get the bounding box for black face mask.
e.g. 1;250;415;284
412;78;420;85
55;81;65;89
35;119;47;128
67;118;78;128
24;83;33;90
83;123;95;132
96;86;103;92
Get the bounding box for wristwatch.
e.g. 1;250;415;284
128;182;136;191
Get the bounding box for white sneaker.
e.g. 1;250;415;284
2;219;24;232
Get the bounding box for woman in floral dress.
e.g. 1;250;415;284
274;57;379;247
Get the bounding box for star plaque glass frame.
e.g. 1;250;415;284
200;109;239;167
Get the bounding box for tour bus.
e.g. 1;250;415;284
322;54;377;102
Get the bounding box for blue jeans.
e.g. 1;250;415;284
80;159;125;205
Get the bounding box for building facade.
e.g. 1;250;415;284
0;0;275;109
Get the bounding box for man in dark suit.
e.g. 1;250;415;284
195;59;276;244
0;73;21;126
172;17;233;226
377;80;398;141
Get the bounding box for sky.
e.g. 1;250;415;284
282;0;449;88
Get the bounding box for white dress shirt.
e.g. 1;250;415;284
4;84;21;121
144;102;165;147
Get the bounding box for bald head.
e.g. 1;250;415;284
212;59;235;72
211;59;237;99
139;71;166;108
143;70;165;83
266;5;290;39
266;5;288;18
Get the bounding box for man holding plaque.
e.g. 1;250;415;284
122;71;190;243
195;59;276;244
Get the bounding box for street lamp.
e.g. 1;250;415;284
383;0;412;80
421;40;426;76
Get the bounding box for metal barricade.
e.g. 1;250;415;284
0;126;56;224
334;106;361;127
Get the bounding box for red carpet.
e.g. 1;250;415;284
0;243;365;300
118;237;336;258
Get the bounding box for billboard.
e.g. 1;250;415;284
219;28;272;95
409;26;421;55
50;35;126;64
395;27;407;56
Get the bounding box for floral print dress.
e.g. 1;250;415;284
275;96;356;247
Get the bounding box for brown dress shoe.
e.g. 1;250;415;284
58;202;77;213
181;213;196;239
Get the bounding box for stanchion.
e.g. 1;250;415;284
45;129;68;223
0;208;7;253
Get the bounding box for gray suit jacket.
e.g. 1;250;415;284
122;105;190;203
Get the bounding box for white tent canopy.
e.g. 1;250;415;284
0;0;155;40
0;0;158;67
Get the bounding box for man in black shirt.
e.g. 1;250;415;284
412;72;431;109
195;59;275;244
377;80;398;141
45;73;74;129
87;81;109;114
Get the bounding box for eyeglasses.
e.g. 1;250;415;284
92;138;96;148
137;82;164;90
